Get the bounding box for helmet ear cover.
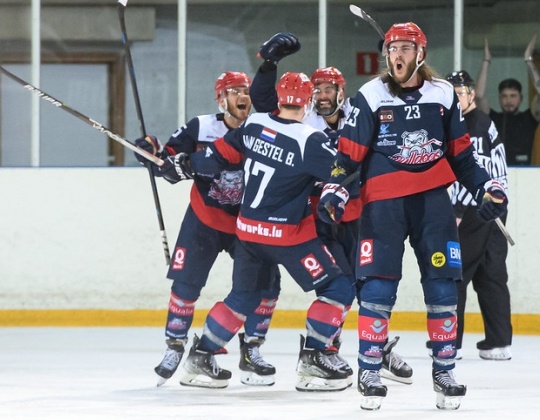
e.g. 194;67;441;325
215;71;252;100
276;72;314;107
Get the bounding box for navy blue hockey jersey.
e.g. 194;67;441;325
331;77;491;204
163;113;242;234
189;112;337;246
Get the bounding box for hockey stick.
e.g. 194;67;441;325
349;4;385;40
495;217;515;246
118;0;171;265
0;64;163;166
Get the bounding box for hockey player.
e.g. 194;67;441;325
250;32;413;386
158;72;356;392
318;23;508;410
134;71;279;387
445;70;512;359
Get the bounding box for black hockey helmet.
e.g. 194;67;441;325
445;70;475;88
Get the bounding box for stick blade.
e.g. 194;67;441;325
349;4;385;40
118;0;128;7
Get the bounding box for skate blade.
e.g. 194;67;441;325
436;394;463;410
240;371;275;386
179;372;229;389
156;375;168;387
295;376;349;392
380;368;413;385
360;395;384;411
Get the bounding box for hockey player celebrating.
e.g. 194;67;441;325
134;71;279;388
158;72;356;392
250;32;413;386
318;22;508;410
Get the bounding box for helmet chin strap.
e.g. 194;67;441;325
218;98;244;123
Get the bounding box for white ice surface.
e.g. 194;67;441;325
1;327;539;420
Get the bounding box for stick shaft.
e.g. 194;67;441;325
495;217;515;246
349;4;385;40
0;64;163;166
118;1;171;265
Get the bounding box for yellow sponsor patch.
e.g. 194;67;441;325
330;165;347;178
431;252;446;267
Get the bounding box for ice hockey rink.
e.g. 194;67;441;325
1;327;539;420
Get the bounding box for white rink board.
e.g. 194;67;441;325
0;166;537;313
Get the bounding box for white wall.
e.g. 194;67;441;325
0;167;537;314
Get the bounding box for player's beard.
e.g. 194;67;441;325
315;97;338;117
391;58;418;84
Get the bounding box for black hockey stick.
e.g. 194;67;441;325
0;64;163;166
349;4;384;40
118;0;171;265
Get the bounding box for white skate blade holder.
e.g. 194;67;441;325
295;376;349;392
240;371;275;387
156;375;168;387
436;393;463;410
180;372;229;389
360;395;384;411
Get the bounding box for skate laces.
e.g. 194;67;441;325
160;348;182;370
387;351;406;370
248;345;273;368
434;370;458;387
361;369;383;387
325;351;348;370
207;354;221;376
316;351;341;372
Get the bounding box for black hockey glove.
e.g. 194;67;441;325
259;32;301;65
134;135;164;165
317;183;350;225
476;180;508;222
158;153;194;184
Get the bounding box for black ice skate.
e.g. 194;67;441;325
432;369;467;410
381;336;413;384
179;334;231;389
154;338;185;386
326;336;353;385
357;367;388;410
238;332;276;386
295;335;350;392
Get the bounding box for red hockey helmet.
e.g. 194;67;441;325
277;72;314;107
310;66;346;89
384;22;427;51
214;71;252;100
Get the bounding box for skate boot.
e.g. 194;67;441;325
381;336;413;384
357;368;387;410
238;333;276;386
326;336;353;386
295;335;350;392
180;334;232;389
477;340;512;360
154;338;185;386
432;369;467;410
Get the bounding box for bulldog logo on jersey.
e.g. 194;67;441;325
391;129;443;164
208;170;243;205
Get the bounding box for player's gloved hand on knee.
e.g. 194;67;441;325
317;183;349;225
476;180;508;222
134;135;164;165
258;32;301;72
158;153;194;184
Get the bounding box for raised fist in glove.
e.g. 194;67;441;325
317;183;350;225
476;180;508;222
158;153;194;184
134;135;164;165
259;32;301;64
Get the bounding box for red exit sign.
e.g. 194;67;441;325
356;52;379;75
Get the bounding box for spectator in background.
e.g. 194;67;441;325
475;35;540;165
